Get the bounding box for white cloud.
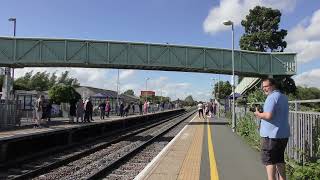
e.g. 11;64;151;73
119;70;136;80
286;9;320;63
14;67;111;90
294;68;320;88
203;0;296;34
141;76;212;101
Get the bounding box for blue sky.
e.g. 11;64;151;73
1;0;320;101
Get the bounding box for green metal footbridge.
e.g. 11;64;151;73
0;37;296;76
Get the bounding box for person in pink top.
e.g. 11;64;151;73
105;100;111;117
76;99;84;123
144;100;148;114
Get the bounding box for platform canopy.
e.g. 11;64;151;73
0;37;296;76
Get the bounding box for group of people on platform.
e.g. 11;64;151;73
69;98;95;123
197;100;217;119
32;95;179;127
33;95;52;128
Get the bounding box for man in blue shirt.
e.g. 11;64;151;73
254;78;290;180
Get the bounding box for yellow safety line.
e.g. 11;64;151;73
207;118;219;180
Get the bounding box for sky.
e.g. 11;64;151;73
0;0;320;101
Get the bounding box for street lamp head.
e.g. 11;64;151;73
223;20;233;26
8;18;16;22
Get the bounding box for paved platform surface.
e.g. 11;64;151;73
136;115;266;180
0;115;127;140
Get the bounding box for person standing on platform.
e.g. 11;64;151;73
105;100;111;118
84;98;93;122
76;99;84;122
213;100;217;116
132;102;135;115
84;99;89;122
35;95;45;128
254;78;290;180
124;103;130;117
161;102;165;111
87;99;93;122
32;98;37;125
120;102;125;117
46;100;52;123
143;100;148;114
98;101;106;120
69;101;76;123
139;101;143;115
197;101;204;119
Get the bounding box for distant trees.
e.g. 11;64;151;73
184;95;196;106
123;89;135;96
0;70;80;91
48;84;81;104
290;86;320;100
213;81;232;99
139;95;170;104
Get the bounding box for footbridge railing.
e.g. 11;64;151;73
0;37;296;76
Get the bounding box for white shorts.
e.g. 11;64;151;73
36;111;43;120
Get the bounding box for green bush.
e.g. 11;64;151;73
236;114;260;150
287;160;320;180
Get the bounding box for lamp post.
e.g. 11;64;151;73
145;77;150;101
8;18;16;89
8;18;16;36
211;78;217;99
116;69;120;109
2;17;16;127
160;88;163;102
223;20;236;132
218;75;220;117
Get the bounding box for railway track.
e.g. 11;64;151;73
101;110;195;180
1;109;194;180
86;110;196;180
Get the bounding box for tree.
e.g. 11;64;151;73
48;72;57;89
239;6;296;94
48;84;81;104
123;89;135;96
14;71;33;90
57;71;80;87
213;81;232;99
10;70;81;91
139;95;170;103
277;76;296;95
29;71;50;91
184;95;195;106
240;6;287;52
247;90;266;104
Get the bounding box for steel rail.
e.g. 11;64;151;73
86;109;196;179
9;111;188;180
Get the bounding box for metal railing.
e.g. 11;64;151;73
287;99;320;162
235;99;320;163
288;111;320;162
0;101;22;128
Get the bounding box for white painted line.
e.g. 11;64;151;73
134;114;198;180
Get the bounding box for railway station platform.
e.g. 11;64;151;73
135;115;266;180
